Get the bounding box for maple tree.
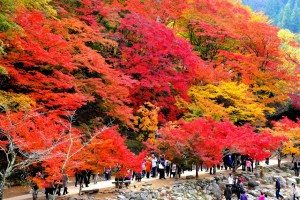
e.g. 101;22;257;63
155;118;283;176
172;0;298;124
0;111;76;199
132;102;159;142
110;13;214;122
0;10;133;123
177;81;269;125
269;117;300;167
0;0;299;195
277;29;300;110
0;110;143;198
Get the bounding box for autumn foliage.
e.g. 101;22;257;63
155;118;283;167
271;117;300;156
0;0;299;193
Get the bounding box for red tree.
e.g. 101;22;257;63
111;13;215;122
155;118;283;176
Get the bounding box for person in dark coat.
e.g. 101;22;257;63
75;170;80;187
294;161;299;176
82;170;89;187
224;185;233;200
275;178;283;199
53;180;62;196
240;191;248;200
45;181;54;200
165;160;170;177
177;165;182;178
158;155;166;179
32;183;39;200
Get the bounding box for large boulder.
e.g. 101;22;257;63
248;190;260;197
248;180;260;187
287;178;296;186
117;195;128;200
265;190;275;197
207;180;222;200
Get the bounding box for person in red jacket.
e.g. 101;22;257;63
145;157;152;178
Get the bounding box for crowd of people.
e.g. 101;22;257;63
31;154;300;200
140;154;183;180
224;174;300;200
31;172;69;200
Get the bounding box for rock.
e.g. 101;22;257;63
204;195;213;200
189;189;197;194
207;181;222;199
287;178;296;186
140;192;147;198
248;180;260;187
265;190;275;197
117;195;127;200
243;175;252;181
161;189;167;195
248;190;260;197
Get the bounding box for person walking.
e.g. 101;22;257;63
165;160;170;177
151;155;157;177
62;173;69;195
31;183;39;200
142;160;146;178
75;170;80;187
246;159;252;172
240;191;248;200
275;178;283;199
228;173;234;185
158;161;165;179
258;192;266;200
177;164;182;178
292;183;300;200
104;167;111;181
235;179;244;199
145;158;152;178
158;155;166;179
93;173;99;184
171;163;177;178
224;185;233;200
294;161;300;177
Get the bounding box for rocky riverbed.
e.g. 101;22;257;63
68;163;300;200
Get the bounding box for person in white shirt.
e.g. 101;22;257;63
151;155;157;177
292;183;300;200
228;173;234;185
171;163;177;178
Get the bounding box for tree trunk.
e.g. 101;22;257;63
195;164;199;178
291;154;295;164
0;176;6;200
278;157;281;168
